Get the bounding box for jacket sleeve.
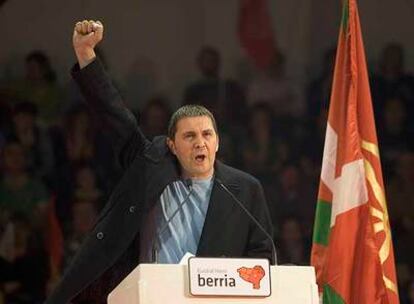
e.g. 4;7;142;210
71;58;149;170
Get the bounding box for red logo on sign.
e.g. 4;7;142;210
237;266;265;289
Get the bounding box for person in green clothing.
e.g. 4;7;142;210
6;51;62;125
0;141;49;222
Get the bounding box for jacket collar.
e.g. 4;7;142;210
213;160;241;192
196;160;241;256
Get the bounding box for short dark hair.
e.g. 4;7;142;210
168;105;218;139
25;50;56;82
197;46;220;63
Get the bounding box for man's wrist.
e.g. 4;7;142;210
75;48;96;69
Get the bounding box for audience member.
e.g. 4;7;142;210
50;104;115;183
0;142;49;222
0;214;49;304
6;102;54;182
247;50;303;118
63;200;98;269
73;164;103;204
242;103;281;176
370;43;414;125
7;51;62;125
273;163;315;234
183;46;247;123
139;97;171;140
378;96;412;178
307;48;336;119
276;216;310;265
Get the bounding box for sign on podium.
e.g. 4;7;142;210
108;258;319;303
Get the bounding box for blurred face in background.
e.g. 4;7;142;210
142;100;170;137
249;107;272;141
75;166;97;190
198;48;220;78
396;152;414;183
13;112;35;132
73;110;90;133
383;98;406;131
380;44;403;76
167;115;219;180
280;165;300;191
26;59;45;82
266;50;285;78
281;218;302;243
25;52;54;83
72;201;97;235
2;143;26;174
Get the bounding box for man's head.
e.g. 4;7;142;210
197;46;221;78
25;50;56;83
167;105;219;180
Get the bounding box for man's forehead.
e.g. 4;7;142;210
176;116;215;132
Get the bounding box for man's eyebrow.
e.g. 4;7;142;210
182;130;196;136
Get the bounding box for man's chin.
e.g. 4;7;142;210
187;166;213;179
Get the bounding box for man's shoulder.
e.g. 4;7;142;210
216;161;261;187
141;135;171;161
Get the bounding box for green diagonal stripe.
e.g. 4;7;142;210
341;0;349;30
323;284;346;304
312;199;332;246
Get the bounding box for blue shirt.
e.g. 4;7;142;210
140;177;214;263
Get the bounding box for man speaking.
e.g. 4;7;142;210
46;20;274;304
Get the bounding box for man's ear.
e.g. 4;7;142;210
167;137;176;155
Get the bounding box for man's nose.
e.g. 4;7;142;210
194;137;206;148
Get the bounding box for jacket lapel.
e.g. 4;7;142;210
197;161;240;256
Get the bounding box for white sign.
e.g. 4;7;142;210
188;257;271;297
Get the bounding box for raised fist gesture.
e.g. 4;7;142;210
72;20;104;68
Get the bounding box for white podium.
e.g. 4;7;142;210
108;264;319;303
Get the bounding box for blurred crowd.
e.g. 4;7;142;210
0;43;413;303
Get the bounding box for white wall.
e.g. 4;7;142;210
0;0;413;108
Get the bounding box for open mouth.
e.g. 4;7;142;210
195;154;207;163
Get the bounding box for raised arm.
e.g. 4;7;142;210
72;20;149;169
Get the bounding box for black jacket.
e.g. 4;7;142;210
46;58;273;304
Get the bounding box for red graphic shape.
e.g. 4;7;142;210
237;265;265;289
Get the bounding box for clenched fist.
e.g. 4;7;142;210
73;20;104;68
